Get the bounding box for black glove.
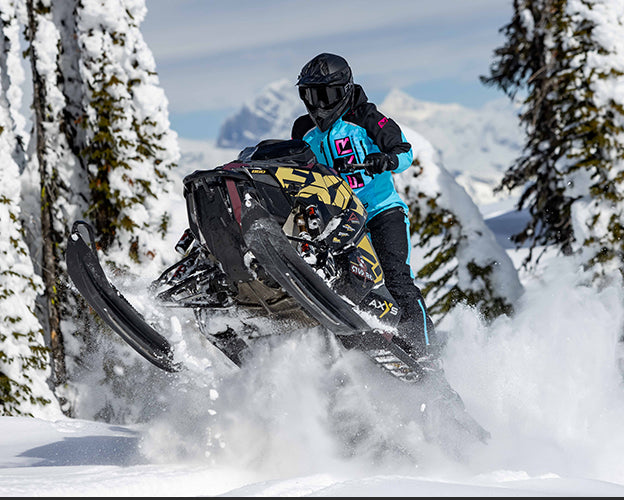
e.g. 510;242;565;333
363;152;398;176
332;156;349;171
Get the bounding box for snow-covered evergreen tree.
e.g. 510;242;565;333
25;0;88;413
76;0;179;270
394;129;524;324
564;0;624;284
482;0;624;282
8;0;182;423
0;0;27;164
0;0;60;418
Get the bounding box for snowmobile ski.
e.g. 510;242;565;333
66;221;181;373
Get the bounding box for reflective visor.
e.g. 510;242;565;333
299;85;347;109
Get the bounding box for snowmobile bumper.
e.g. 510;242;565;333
65;221;181;373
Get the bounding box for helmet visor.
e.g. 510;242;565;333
299;85;347;109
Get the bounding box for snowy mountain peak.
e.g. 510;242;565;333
380;89;524;205
216;79;305;149
382;88;467;121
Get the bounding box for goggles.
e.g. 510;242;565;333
298;85;348;110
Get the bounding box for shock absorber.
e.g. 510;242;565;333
303;204;333;272
175;228;195;255
305;204;321;238
295;213;312;257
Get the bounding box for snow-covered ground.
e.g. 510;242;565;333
2;136;624;496
2;412;624;497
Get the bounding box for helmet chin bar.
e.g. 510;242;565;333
307;89;353;132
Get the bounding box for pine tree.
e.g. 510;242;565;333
482;0;624;281
25;0;88;413
0;0;60;417
2;0;180;422
75;0;179;269
0;140;56;417
562;0;624;283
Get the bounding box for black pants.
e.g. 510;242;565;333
367;207;436;357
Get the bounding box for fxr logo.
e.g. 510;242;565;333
335;136;355;166
335;137;353;155
346;172;364;189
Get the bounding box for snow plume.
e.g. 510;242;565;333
62;254;208;424
185;331;340;471
138;326;404;474
135;252;624;486
441;255;624;484
136;319;481;476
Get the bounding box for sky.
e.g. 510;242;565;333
141;0;514;140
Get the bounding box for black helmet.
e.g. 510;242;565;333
296;53;354;132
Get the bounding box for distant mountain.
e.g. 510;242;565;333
379;89;525;205
217;79;305;149
216;81;525;206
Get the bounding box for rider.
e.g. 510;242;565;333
291;52;437;363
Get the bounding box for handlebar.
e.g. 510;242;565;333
341;164;367;173
333;159;369;173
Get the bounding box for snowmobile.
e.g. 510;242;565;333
66;138;490;448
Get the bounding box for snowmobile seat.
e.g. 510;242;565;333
237;139;316;166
